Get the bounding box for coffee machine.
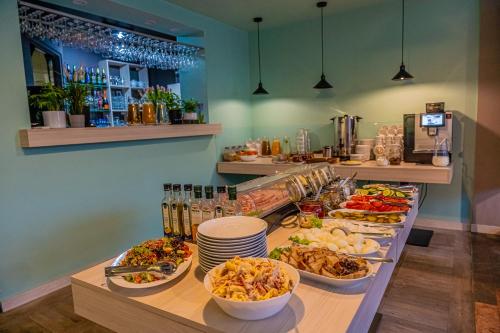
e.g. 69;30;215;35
403;102;453;164
331;115;362;160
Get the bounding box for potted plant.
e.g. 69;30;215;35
163;89;182;125
182;99;199;124
29;83;66;128
65;82;88;128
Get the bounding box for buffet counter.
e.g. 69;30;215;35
217;158;453;184
71;205;417;333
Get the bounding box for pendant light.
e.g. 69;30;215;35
392;0;414;80
252;17;269;95
313;1;333;89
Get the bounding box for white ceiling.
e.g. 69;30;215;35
166;0;390;31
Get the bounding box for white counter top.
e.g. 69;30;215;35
71;206;418;333
217;158;453;184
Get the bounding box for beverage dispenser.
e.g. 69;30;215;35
331;115;362;160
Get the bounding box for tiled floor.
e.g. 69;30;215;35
0;228;498;333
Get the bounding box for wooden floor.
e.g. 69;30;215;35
0;227;498;333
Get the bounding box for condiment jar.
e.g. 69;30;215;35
387;144;401;165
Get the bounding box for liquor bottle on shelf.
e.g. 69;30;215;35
190;185;203;242
97;91;103;110
85;67;90;84
182;184;193;241
79;66;85;84
96;68;102;84
102;90;109;110
161;183;173;236
102;68;107;85
223;185;242;216
202;186;215;222
214;186;226;218
64;64;71;84
170;184;183;237
90;67;96;84
72;65;78;83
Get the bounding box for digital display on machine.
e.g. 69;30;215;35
420;113;445;127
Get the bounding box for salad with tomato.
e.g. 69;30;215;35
345;199;410;213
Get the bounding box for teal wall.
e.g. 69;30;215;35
0;0;251;300
249;0;478;223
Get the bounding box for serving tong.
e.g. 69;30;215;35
104;262;177;277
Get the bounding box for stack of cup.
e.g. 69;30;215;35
356;139;375;161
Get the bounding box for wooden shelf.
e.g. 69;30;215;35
19;124;222;148
217;158;453;184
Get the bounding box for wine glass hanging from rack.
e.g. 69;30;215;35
17;3;202;70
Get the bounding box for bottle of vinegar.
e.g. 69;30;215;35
161;183;173;236
223;185;242;216
190;185;203;242
170;184;184;237
182;184;193;241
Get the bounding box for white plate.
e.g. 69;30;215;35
339;202;409;214
297;262;374;288
196;231;266;245
200;251;268;268
197;237;267;252
204;259;300;320
199;249;268;263
199;246;268;259
107;251;192;289
197;216;268;239
328;209;406;226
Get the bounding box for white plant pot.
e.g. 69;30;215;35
69;114;85;128
42;111;66;128
183;112;198;121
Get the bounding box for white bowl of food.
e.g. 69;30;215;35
239;148;258;162
204;257;300;320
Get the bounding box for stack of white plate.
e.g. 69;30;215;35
197;216;268;273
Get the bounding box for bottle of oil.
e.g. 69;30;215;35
214;186;226;218
170;184;183;237
190;185;203;242
161;183;173;236
223;185;242;216
182;184;193;241
202;186;215;222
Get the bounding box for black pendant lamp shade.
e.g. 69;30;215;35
392;0;414;81
252;17;269;95
314;1;332;89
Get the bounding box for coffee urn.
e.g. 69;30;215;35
331;115;362;160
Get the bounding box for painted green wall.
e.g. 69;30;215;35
249;0;478;223
0;0;251;300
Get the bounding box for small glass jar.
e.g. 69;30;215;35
142;102;156;125
387;144;401;165
127;103;140;125
157;102;168;124
261;137;272;156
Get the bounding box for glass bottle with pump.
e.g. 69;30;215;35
161;183;173;236
223;185;242;216
182;184;193;241
170;184;183;237
214;186;226;218
190;185;203;241
202;186;215;222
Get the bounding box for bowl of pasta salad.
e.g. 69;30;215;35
204;256;300;320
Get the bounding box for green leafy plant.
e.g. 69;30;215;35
29;83;65;111
64;82;89;115
162;89;181;110
143;86;181;110
183;98;199;113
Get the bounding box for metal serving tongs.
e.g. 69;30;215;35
104;262;177;277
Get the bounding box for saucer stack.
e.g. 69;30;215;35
197;216;268;273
